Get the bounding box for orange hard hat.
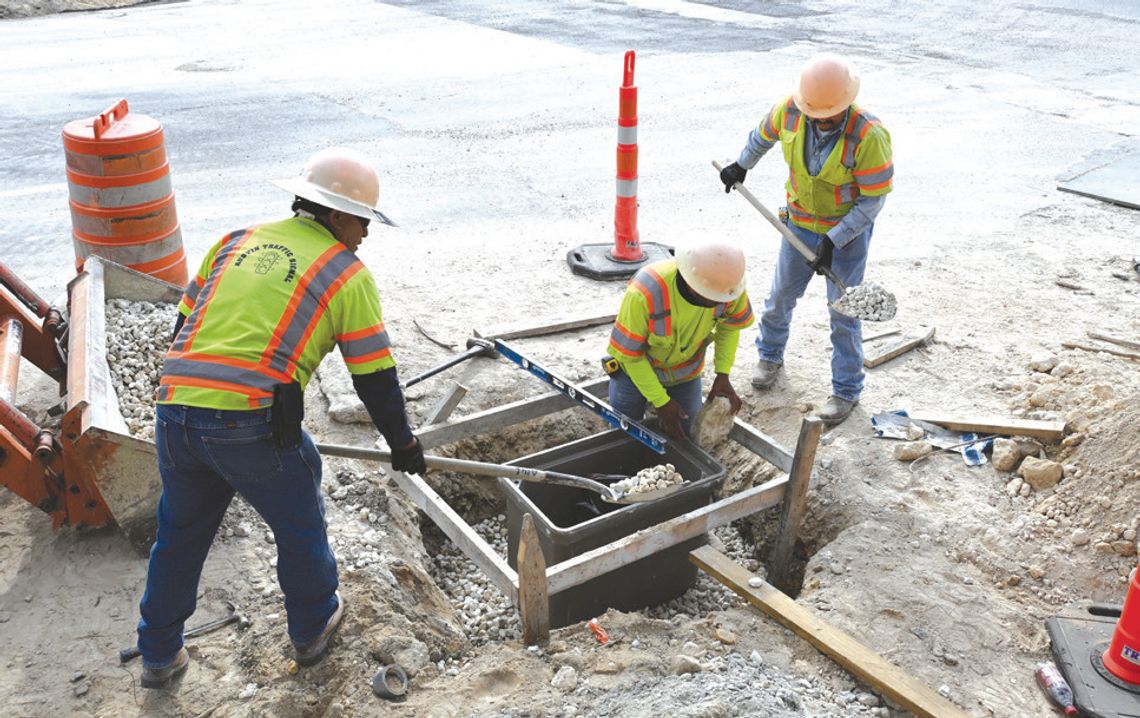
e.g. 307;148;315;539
793;54;860;119
271;147;395;226
676;241;746;303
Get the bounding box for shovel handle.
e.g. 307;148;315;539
315;443;617;498
712;160;847;293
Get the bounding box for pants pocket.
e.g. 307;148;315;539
202;432;284;482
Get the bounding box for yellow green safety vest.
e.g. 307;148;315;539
157;217;397;411
606;260;754;407
758;96;894;234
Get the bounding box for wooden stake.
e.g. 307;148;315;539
482;313;617;341
863;327;936;369
423;383;468;426
768;417;822;591
517;513;549;645
691;546;972;718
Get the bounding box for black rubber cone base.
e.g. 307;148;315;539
1046;601;1140;718
567;242;673;281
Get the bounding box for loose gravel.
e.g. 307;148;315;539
105;298;177;439
831;282;897;321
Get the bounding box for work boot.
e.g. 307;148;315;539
294;592;345;667
140;647;190;689
751;360;782;389
818;396;858;426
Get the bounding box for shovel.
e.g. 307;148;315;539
315;443;685;505
712;160;897;322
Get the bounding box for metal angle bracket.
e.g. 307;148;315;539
493;339;666;454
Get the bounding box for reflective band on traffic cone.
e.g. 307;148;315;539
1103;560;1140;685
610;50;644;263
62;99;189;286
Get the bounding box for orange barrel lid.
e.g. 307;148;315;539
62;99;164;156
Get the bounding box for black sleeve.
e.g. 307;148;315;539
171;312;186;342
351;367;415;450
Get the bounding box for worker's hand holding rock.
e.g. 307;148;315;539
810;237;834;275
655;400;689;441
719;162;747;193
391;437;427;476
707;373;742;414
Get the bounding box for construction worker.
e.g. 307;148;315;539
606;241;754;440
719;53;893;425
134;148;426;688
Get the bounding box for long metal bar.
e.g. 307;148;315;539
0;261;51;318
0;316;22;404
494;339;667;454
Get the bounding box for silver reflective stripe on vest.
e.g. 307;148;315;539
608;324;646;355
73;227;183;264
616;178;638;198
67;173;172;208
630;268;670;336
183;276;203;307
617;125;637;145
338;327;391;361
266;248;362;374
836;183;859;204
162;356;279;392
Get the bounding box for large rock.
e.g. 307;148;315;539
550;665;578;691
316;350;371;424
991;438;1021;472
1018;457;1063;490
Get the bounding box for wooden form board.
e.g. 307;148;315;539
906;412;1066;442
864;327;936;369
479;313;617;341
690;546;973;718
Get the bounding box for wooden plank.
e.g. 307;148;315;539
1062;340;1140;361
862;328;901;343
385;467;518;599
517;513;550;645
423;383;468;426
906;412;1066;442
482;313;617;341
690;546;972;718
1086;331;1140;352
545;475;788;595
863;327;936;369
417;377;610;450
767;418;823;591
728;418;794;473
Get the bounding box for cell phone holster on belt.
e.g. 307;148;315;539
271;382;304;449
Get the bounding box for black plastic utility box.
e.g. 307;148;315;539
501;428;726;628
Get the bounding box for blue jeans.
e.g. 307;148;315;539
756;221;872;402
608;371;704;434
136;404;339;668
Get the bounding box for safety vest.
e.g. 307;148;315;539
607;260;753;386
758;96;894;235
157;217;396;411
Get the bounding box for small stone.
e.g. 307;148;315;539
857;692;880;707
893;441;933;461
1070;529;1090;546
1019;457;1063;490
671;655;704;675
1112;541;1137;557
1005;477;1024;497
714;628;736;645
233;523;251;538
73;682;90;697
991;438;1021;472
1029;353;1058;373
551;665;578;691
748;577;763;588
1029;565;1046;579
265;531;276;545
938;685;952;698
905;424;926;441
239;683;258;699
749;650;764;665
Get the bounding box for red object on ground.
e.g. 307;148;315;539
1103;560;1140;686
587;617;609;645
610;50;643;263
62;99;188;286
1035;662;1078;716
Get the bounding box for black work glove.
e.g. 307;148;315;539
719;162;747;193
391;437;427;476
810;237;835;275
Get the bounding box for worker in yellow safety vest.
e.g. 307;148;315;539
719;53;893;426
133;148;425;687
606;241;754;440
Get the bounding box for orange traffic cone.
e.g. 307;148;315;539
1102;560;1140;686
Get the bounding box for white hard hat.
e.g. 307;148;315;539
271;147;396;226
793;53;860;119
675;241;746;303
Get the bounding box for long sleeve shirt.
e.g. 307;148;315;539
737;113;886;248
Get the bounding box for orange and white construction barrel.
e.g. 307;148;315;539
62;99;188;286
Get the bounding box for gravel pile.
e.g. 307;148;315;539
105;298;177;439
832;282;897;322
642;523;757;620
429;514;522;645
